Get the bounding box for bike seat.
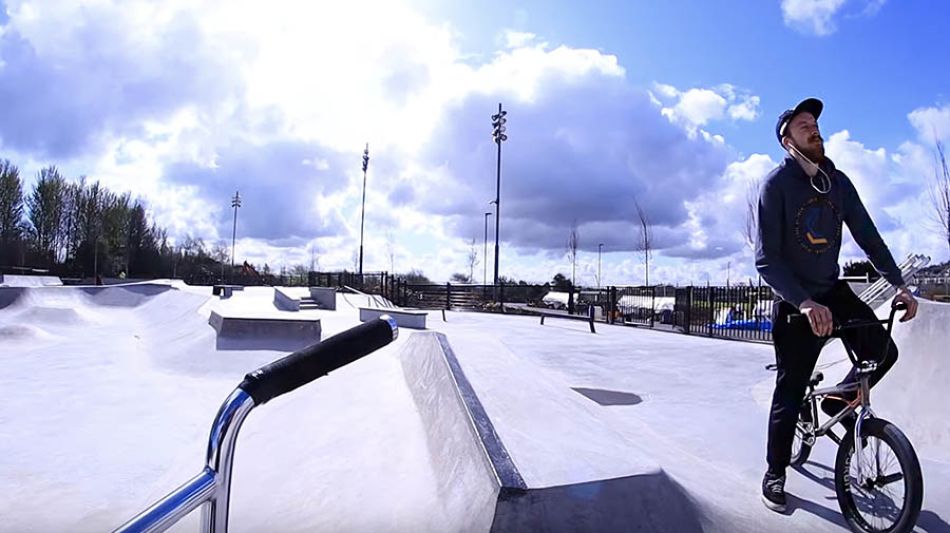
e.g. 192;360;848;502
809;371;824;386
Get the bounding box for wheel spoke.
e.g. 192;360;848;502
847;434;906;531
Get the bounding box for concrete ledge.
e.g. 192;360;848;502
401;331;703;533
212;284;245;298
273;287;300;311
208;310;320;351
0;275;63;287
360;307;426;329
399;332;510;533
309;287;337;310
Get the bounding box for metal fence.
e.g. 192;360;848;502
615;286;658;327
308;271;395;296
673;284;774;343
383;277;773;342
384;278;774;344
393;283;550;311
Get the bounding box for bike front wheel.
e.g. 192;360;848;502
834;418;923;533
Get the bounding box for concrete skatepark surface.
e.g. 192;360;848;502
1;281;948;532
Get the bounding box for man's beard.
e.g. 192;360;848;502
794;136;825;162
801;137;825;163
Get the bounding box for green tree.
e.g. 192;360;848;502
552;273;573;291
402;268;431;284
842;260;881;282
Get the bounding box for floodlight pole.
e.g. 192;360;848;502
359;143;369;276
230;191;241;272
491;103;507;298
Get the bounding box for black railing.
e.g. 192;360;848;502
672;284;774;342
307;271;396;298
385;278;774;344
615;286;658;327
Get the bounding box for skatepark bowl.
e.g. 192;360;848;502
1;280;948;532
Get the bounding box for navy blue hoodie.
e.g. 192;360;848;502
755;155;904;307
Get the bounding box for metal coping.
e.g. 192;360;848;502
434;332;527;490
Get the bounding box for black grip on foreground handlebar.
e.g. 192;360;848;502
239;316;398;405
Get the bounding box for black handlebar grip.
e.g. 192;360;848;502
893;302;908;311
239;316;399;405
787;313;807;324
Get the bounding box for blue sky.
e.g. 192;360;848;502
416;0;949;154
1;0;948;284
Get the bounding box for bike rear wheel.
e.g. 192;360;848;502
834;418;923;533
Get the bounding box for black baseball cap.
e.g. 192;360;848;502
776;97;823;145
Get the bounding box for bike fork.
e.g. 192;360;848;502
853;377;875;482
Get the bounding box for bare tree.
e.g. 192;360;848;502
634;200;653;286
0;160;24;265
309;244;320;272
743;176;761;253
212;241;230;278
386;231;396;273
467;236;479;284
567;220;580;287
929;140;950;259
26;166;68;266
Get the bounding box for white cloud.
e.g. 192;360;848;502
504;30;537;48
781;0;847;35
666;153;776;260
861;0;887;16
728;95;761;121
2;0;941;285
908;104;950;145
824;130;948;265
650;82;760;136
780;0;886;36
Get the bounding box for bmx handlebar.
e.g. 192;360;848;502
239;315;399;405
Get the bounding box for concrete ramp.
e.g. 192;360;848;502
0;274;62;287
872;299;950;462
400;332;703;532
208;309;321;351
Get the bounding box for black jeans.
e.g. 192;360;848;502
766;281;898;472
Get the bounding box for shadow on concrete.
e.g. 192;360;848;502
572;387;643;406
215;336;318;352
794;459;949;532
491;472;705;533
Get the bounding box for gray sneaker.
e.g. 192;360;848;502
762;471;787;513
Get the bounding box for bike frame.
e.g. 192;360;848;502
794;304;904;482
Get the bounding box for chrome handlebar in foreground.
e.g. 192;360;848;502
114;316;398;533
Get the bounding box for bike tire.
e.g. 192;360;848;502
834;418;923;533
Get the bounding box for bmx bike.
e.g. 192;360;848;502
787;302;922;533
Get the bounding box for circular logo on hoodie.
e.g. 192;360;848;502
794;196;841;254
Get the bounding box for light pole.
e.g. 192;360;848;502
484;211;492;285
359;143;369;276
491;103;507;296
598;243;604;288
230;191;241;272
